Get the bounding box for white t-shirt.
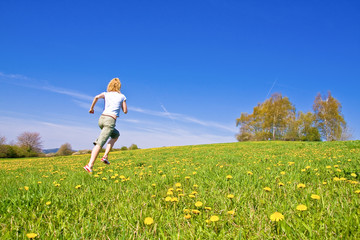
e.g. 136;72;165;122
102;92;126;117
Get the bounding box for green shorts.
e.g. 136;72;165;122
93;115;120;148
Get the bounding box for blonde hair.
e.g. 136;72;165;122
107;78;121;92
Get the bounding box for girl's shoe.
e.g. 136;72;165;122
101;157;110;165
83;164;92;173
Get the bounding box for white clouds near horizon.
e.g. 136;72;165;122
0;72;237;149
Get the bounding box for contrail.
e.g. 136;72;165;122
265;78;277;100
160;103;175;122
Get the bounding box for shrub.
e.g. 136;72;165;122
56;143;74;156
129;144;139;150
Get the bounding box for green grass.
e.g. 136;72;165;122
1;141;360;239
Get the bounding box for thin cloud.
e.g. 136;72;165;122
2;72;236;133
43;86;93;101
129;106;235;133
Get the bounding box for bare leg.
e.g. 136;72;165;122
88;144;101;169
103;137;118;158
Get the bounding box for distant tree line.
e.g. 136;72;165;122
0;132;43;158
0;131;140;158
236;91;350;142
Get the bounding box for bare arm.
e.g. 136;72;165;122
89;93;105;114
122;100;128;114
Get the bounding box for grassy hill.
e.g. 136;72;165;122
1;141;359;239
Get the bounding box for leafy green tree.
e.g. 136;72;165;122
236;93;295;141
129;144;139;150
313;92;346;141
297;111;321;141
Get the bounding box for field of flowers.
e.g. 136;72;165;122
1;141;359;239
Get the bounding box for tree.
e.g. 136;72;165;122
297;112;321;141
17;132;42;153
56;143;74;156
129;144;139;150
313;92;346;141
0;136;5;145
261;93;296;140
236;93;296;141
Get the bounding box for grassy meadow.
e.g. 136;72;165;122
1;141;360;239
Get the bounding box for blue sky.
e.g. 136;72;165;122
0;0;359;149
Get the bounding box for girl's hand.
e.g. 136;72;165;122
89;109;94;114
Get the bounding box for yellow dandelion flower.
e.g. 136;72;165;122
183;209;190;213
226;175;233;179
178;194;185;197
278;182;284;187
24;186;29;191
193;171;197;175
334;165;339;168
227;210;235;215
355;190;360;194
263;187;271;192
75;185;81;189
305;166;311;169
46;201;51;205
144;217;154;225
165;196;172;202
189;194;195;198
26;233;38;239
37;181;42;184
175;183;181;187
54;184;60;187
297;183;306;189
195;201;203;207
311;194;320;200
323;182;327;185
205;207;211;210
340;177;346;181
210;215;219;222
333;177;340;181
227;194;235;199
296;204;307;211
114;180;119;183
111;176;116;179
351;173;357;177
326;166;331;169
192;209;200;214
193;184;198;188
185;176;191;180
171;197;178;202
247;171;253;175
102;177;107;180
151;183;156;187
270;212;284;222
184;214;191;219
94;174;99;178
167;191;173;195
151;195;156;198
280;171;285;175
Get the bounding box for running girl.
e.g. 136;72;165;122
84;78;127;172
